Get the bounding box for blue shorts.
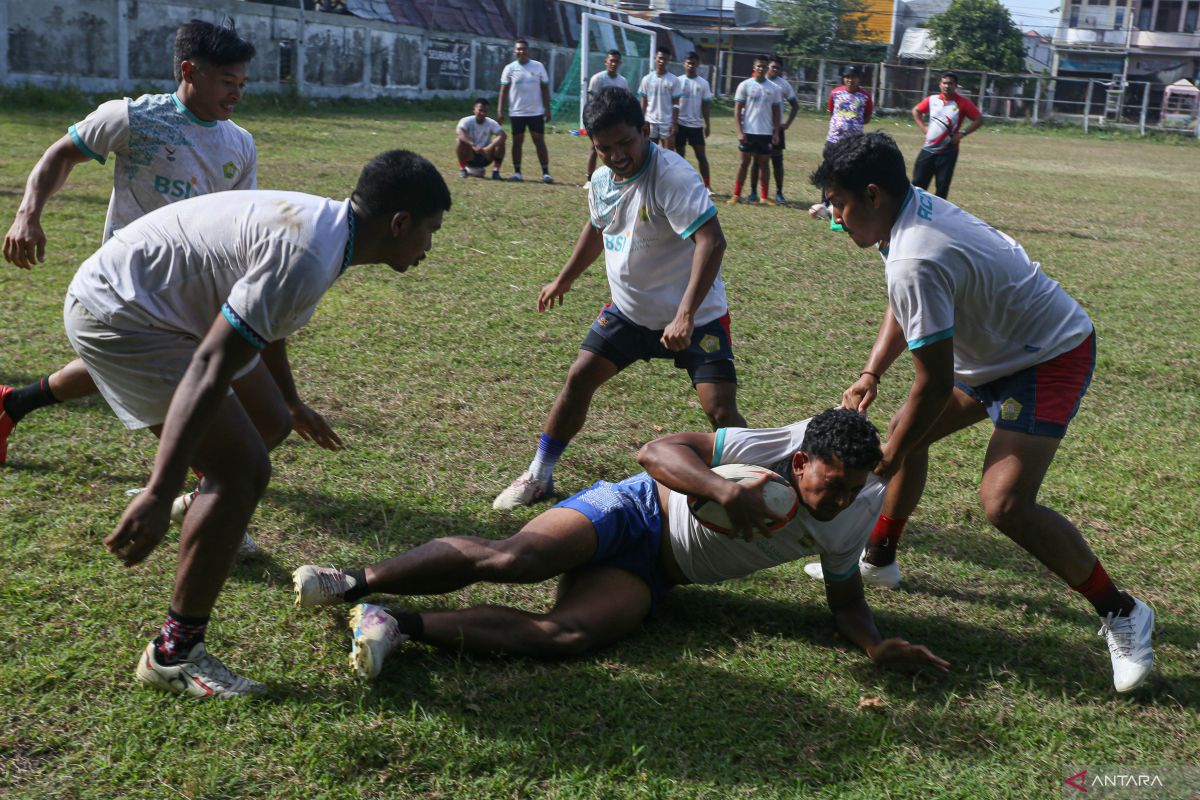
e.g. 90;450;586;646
555;472;677;618
957;332;1095;438
581;304;737;385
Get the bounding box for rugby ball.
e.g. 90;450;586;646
687;463;799;535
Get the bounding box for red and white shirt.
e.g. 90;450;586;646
915;92;980;154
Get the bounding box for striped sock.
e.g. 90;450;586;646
528;433;567;482
153;610;209;665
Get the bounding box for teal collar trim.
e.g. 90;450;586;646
171;93;218;128
613;142;655;187
340;207;356;275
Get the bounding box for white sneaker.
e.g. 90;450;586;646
583;180;591;190
1099;597;1155;693
803;557;901;589
542;173;554;184
492;470;553;510
135;641;266;698
809;203;831;220
508;172;523;182
170;488;198;524
348;603;409;680
292;564;361;607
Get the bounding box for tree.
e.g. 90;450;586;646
769;0;868;57
926;0;1027;73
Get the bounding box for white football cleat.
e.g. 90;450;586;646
803;557;901;589
135;642;266;698
292;564;360;607
348;603;409;680
808;203;831;220
1099;597;1155;693
492;471;553;510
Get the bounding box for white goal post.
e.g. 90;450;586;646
578;13;656;130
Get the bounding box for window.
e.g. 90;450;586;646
279;39;295;82
1185;3;1198;31
1155;0;1182;30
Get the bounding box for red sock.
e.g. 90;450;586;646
863;514;907;565
703;175;711;188
458;162;466;168
733;180;743;197
1071;560;1134;617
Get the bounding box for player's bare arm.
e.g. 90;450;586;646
783;96;799;130
771;105;781;147
876;336;955;478
825;572;949;672
842;306;907;413
107;316;259;567
734;102;745;141
638;431;782;540
542;84;552;122
956;116;985;144
537;222;603;312
497;85;509;124
662;216;725;351
259;338;344;451
4;135;92;269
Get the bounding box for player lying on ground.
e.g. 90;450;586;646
293;408;949;680
492;87;746;510
69;151;449;698
805;131;1154;693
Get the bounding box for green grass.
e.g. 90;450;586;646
1;100;1197;799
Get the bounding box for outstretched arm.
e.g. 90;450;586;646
842;305;907;413
538;222;603;311
4;135;92;268
825;572;949;672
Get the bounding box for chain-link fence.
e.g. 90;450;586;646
707;52;1200;138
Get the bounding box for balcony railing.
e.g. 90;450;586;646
1053;25;1129;45
1129;29;1200;48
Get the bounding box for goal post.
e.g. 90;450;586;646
550;13;655;130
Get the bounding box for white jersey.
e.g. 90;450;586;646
588;143;725;330
638;72;681;125
456;115;503;148
68;93;257;242
885;187;1093;386
667;420;888;584
734;78;781;136
500;59;550;117
768;76;798;104
676;75;713;128
68;191;352;349
588;70;628;96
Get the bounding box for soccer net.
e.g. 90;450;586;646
550;14;655;130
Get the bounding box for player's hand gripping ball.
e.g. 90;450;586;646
687;463;799;536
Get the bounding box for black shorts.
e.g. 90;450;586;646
580;304;737;385
675;125;705;149
772;128;786;153
511;115;545;136
739;134;773;155
466;152;490;168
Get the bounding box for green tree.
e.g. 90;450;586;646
769;0;868;57
926;0;1026;72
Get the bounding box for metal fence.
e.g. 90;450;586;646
709;53;1200;138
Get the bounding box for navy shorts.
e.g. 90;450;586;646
556;472;678;617
581;304;737;385
739;134;773;155
675;125;706;150
511;115;545;136
772;128;787;153
466;152;491;168
957;331;1095;439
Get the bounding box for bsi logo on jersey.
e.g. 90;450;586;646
154;175;200;198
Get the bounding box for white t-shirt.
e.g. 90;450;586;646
667;420;888;584
638;71;681;125
68;92;257;242
68;191;352;349
884;187;1093;386
588;70;628;96
676;75;713;128
457;115;503;148
768;76;798;104
734;78;781;136
500;59;550;117
588;143;725;330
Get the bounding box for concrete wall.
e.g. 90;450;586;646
1;0;575;100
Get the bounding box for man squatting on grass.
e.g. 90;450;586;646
0;20;270;470
66;151;449;697
805;132;1155;693
294;408;950;680
492;87;747;510
455;97;506;180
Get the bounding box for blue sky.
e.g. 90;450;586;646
1002;0;1064;33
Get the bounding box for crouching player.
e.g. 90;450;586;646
69;151;450;697
293;408;949;679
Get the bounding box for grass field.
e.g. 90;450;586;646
1;97;1197;799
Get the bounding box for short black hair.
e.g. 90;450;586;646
685;51;699;61
583;87;644;135
809;131;910;199
800;408;882;472
656;45;671;57
352;150;451;224
940;70;959;82
768;54;784;66
473;97;489;107
515;38;528;47
754;54;769;64
606;49;621;59
174;19;256;81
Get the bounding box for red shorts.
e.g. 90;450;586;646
956;331;1095;438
